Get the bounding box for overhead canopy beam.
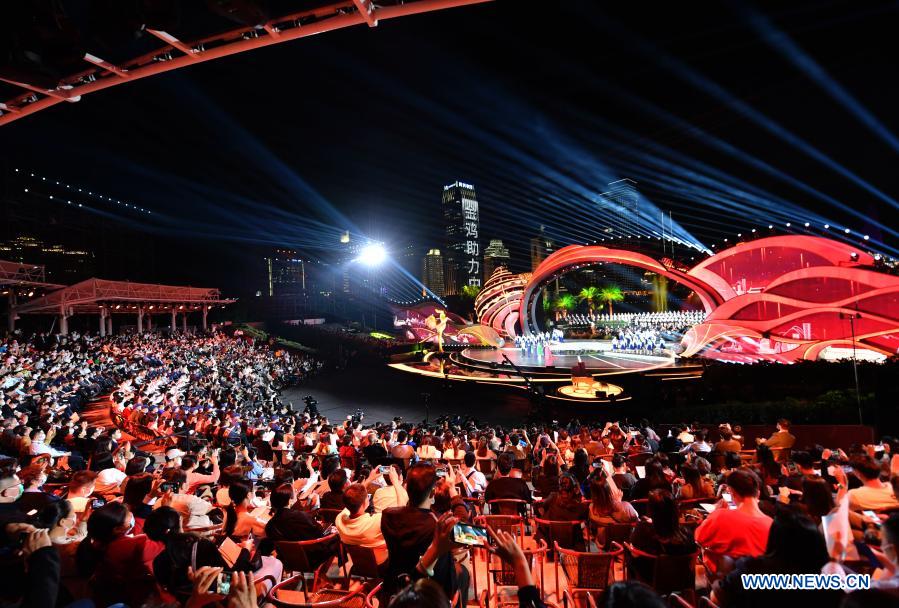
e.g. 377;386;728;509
0;0;493;126
0;259;65;289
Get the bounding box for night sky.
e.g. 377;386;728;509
3;0;899;295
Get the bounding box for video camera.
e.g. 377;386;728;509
302;395;319;417
349;409;364;426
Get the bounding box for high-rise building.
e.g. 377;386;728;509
482;239;510;282
442;181;481;295
264;248;305;296
529;226;555;271
422;248;445;298
598;178;639;238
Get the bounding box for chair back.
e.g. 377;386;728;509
343;543;380;579
534;516;585;550
555;541;621;591
275;534;339;574
364;582;383;608
487;498;528;517
476;515;525;544
624;542;698;596
315;509;342;526
269;578;365;608
707;451;726;473
593;521;635;550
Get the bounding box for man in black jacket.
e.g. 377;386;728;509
485;452;532;505
381;463;469;602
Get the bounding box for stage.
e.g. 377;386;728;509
460;340;677;375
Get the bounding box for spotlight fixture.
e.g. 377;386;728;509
804;222;810;227
768;225;773;229
864;235;870;241
844;228;851;234
357;243;387;266
751;229;756;233
824;224;830;229
786;223;791;227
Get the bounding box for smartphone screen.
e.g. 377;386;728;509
378;465;391;474
863;510;881;526
635;466;645;478
452;523;489;546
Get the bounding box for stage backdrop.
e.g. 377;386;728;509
476;236;899;364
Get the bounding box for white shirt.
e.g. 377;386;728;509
460;467;487;496
372;484;408;513
30;440;68;458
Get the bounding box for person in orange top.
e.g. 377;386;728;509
695;469;772;567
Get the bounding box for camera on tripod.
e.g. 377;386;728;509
302;395;319;417
348;409;364;425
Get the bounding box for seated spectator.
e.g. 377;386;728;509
373;464;408;512
534;452;561;498
75;502;157;607
458;452;487;497
335;482;388;565
798;476;835;525
224;481;267;539
540;473;588;521
695;469;773;565
264;483;335;565
588;475;638;526
16;463;59;514
154;468;215;530
714;425;742;454
755;418;796;456
381;463;469;601
320;468;349;511
418;435;442;460
611;453;637;499
67;470;97;513
485;452;532;505
182;450;220;495
873;513;899;590
677;464;716;500
847;454;899;511
631;460;672;499
713;510;841;608
631;489;697;578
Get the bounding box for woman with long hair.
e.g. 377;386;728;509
41;499;88;603
534;452;561;498
589;476;638;526
537;473;588;550
631;459;673;499
224;481;267;540
630;489;697;582
75;502;157;607
678;464;716;500
569;448;591;486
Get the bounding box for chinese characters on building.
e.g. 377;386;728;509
462;197;480;287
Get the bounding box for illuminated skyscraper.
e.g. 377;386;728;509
482;239;510;282
598;178;639;238
529;226;555;271
442;181;481;295
264;248;305;296
422;248;445;298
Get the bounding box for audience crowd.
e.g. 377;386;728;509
1;329;898;608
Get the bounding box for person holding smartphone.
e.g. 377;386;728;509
695;470;773;572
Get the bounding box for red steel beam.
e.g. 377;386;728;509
0;0;492;127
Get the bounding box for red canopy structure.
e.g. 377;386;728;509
11;277;235;336
0;0;492;127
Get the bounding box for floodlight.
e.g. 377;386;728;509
358;243;387;266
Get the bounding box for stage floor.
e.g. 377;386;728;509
461;343;676;373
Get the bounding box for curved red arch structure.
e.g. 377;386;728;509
510;236;899;363
519;244;725;335
0;0;492;127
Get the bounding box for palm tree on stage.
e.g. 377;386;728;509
554;294;577;320
599;285;624;315
578;286;600;316
461;284;481;300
